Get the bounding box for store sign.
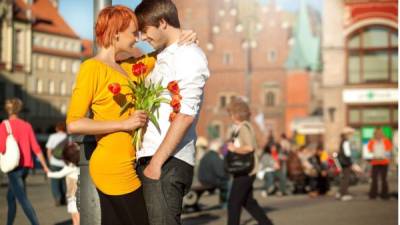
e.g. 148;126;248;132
343;89;398;103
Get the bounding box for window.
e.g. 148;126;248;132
60;59;67;73
60;81;66;95
36;79;43;94
223;52;232;65
220;95;227;108
72;61;80;74
48;80;55;94
0;20;3;62
347;25;397;84
268;50;276;62
49;58;57;71
265;92;275;106
15;29;23;64
36;55;44;69
348;106;397;125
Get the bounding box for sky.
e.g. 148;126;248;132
59;0;322;40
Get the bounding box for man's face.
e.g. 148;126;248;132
141;25;167;50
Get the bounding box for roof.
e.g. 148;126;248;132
81;39;94;58
285;0;321;72
15;0;79;39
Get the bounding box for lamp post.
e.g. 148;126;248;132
238;0;258;104
78;1;111;225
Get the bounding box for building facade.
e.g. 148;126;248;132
0;0;87;132
175;0;322;146
322;0;398;152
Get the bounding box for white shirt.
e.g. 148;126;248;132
342;140;352;157
138;43;210;166
46;132;67;167
47;163;79;180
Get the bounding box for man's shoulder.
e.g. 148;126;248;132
174;44;207;61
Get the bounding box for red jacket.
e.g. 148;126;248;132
368;138;392;166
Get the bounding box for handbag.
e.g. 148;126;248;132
224;123;255;176
0;120;21;173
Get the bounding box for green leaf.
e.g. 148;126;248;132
120;102;132;116
149;113;161;133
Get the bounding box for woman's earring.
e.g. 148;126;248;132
116;36;119;41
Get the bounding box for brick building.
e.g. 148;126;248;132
322;0;398;152
175;0;321;146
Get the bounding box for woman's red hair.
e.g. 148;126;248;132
95;5;137;48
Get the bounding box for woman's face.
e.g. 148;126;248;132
115;21;139;52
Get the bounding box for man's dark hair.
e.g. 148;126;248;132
135;0;180;30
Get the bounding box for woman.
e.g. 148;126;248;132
226;97;274;225
0;98;49;225
337;128;354;201
66;5;197;225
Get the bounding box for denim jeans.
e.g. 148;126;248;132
50;165;66;204
7;167;40;225
137;157;193;225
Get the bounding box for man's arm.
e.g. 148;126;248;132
144;113;194;180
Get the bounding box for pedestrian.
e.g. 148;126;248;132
46;121;68;206
367;128;392;200
198;139;229;208
259;144;279;197
47;142;80;225
226;97;274;225
287;146;306;194
0;98;50;225
336;127;355;201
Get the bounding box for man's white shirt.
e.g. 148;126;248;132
137;43;210;166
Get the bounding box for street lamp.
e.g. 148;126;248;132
77;1;111;225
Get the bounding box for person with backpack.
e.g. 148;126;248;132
0;98;49;225
47;142;80;225
367;128;393;200
336;127;355;201
46;122;68;206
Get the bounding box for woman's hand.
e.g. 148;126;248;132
178;29;198;45
122;110;148;131
227;142;236;152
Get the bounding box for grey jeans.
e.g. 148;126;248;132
137;157;193;225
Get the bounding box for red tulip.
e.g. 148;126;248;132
170;97;181;112
132;62;147;76
167;80;180;95
108;83;121;95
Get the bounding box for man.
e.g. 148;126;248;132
46;122;67;206
198;139;229;208
134;0;210;224
367;128;392;199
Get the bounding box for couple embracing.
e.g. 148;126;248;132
66;0;210;224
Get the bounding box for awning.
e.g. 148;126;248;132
290;116;325;135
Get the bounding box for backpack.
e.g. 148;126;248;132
52;136;68;160
0;120;21;173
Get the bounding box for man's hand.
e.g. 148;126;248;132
143;162;162;180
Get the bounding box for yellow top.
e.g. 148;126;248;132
66;58;140;195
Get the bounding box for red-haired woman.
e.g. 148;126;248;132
66;5;196;225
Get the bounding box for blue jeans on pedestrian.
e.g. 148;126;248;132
50;165;66;204
263;172;275;193
7;167;40;225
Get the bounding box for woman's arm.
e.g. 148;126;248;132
28;124;49;173
67;110;148;135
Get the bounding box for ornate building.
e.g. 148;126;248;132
0;0;87;131
322;0;398;151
